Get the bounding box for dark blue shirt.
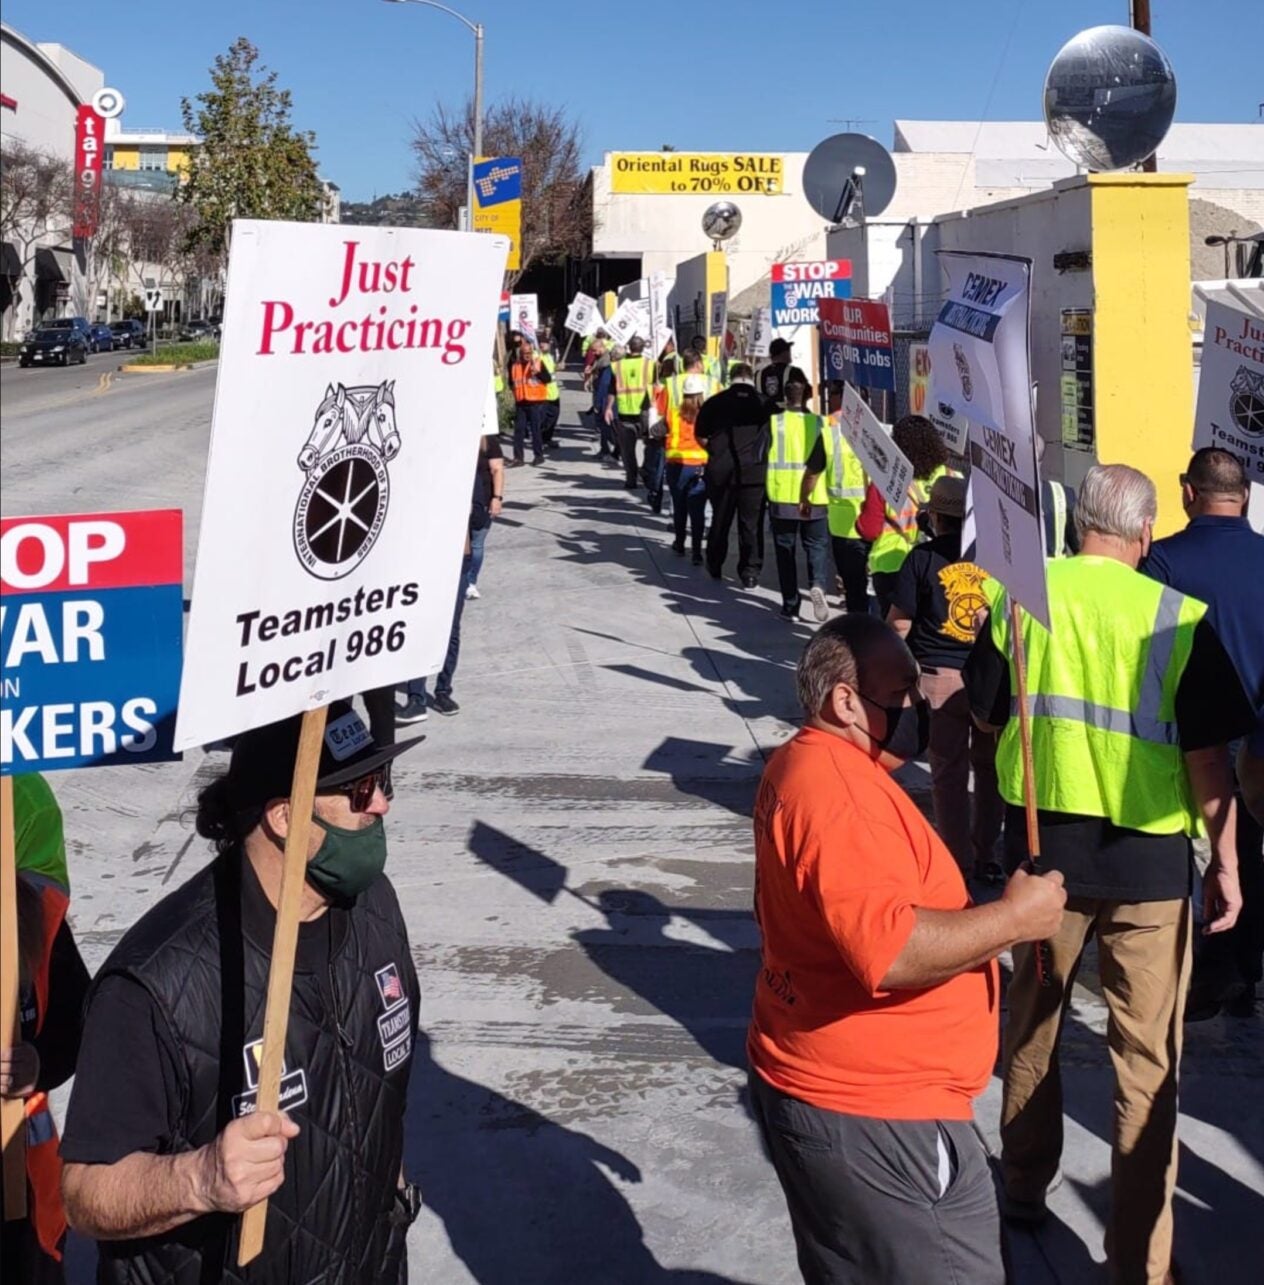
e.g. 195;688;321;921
1143;515;1264;749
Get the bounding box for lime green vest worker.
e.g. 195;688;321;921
825;416;867;539
664;370;719;412
989;556;1207;836
540;352;560;402
868;464;950;575
767;411;829;508
614;355;654;417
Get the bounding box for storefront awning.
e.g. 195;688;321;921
34;247;71;281
1;241;21;279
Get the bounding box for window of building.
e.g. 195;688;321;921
139;148;169;171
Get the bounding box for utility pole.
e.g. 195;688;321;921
1131;0;1158;172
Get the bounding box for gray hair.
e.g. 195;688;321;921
1073;464;1157;544
610;344;627;361
795;615;890;718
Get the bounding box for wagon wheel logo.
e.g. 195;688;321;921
293;381;400;580
1229;366;1264;438
953;342;974;402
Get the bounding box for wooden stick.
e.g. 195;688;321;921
237;705;329;1263
1009;600;1053;987
1;775;26;1221
559;329;577;370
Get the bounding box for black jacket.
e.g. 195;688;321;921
695;383;776;483
90;851;418;1285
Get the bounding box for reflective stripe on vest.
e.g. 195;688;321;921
1045;480;1068;558
615;357;652;416
990;558;1206;835
826;418;867;538
868;478;930;574
767;412;828;505
541;353;560;401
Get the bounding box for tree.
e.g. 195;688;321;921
0;142;72;336
178;37;324;256
411;96;591;286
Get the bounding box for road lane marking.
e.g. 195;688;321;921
96;372;113;394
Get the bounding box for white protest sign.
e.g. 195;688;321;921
564;292;600;337
930;250;1048;628
648;271;674;358
1193;293;1264;485
174;220;507;749
709;290;728;339
606;299;640;346
510;293;538;341
749;306;772;358
630;297;652;341
837;384;913;511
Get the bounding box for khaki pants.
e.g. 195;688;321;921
919;667;1004;872
1001;897;1192;1285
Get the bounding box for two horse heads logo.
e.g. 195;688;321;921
293;381;400;580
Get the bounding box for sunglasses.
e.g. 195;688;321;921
326;764;391;812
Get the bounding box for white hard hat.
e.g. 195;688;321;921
682;374;709;396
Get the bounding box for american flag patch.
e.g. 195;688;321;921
375;963;406;1010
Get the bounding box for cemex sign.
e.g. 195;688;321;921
770;259;852;328
1;510;183;773
818;297;895;392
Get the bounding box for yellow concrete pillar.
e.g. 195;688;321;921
1088;173;1194;536
704;251;727;362
601;291;617;322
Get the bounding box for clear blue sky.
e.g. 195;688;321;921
5;0;1260;202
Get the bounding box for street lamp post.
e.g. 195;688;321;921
383;0;484;228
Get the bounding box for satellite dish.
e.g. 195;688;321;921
702;201;742;248
1043;25;1177;171
802;133;897;226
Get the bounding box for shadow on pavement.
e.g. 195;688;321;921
405;1031;756;1285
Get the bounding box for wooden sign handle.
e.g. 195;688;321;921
1;774;27;1221
237;705;329;1264
1009;601;1053;987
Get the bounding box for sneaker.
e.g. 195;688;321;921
465;583;481;600
779;604;800;621
506;459;526;469
691;550;704;565
396;695;429;725
809;586;829;622
741;573;759;589
429;692;460;717
530;456;544;467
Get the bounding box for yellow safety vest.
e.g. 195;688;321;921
1045;479;1068;559
541;352;560;402
867;464;949;575
826;415;867;539
614;356;653;417
989;556;1207;835
767;411;829;507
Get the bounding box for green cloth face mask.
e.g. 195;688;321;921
306;815;387;903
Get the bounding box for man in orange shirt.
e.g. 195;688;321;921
748;614;1065;1285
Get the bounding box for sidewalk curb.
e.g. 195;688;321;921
118;359;219;374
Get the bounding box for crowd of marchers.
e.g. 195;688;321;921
3;318;1261;1285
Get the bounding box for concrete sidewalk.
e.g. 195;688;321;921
49;376;1261;1283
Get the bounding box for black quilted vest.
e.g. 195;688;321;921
90;850;417;1285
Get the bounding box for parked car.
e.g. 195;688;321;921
18;327;90;367
179;317;220;342
109;319;146;349
41;316;94;345
88;323;114;352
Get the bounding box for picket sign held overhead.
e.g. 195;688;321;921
648;272;674;359
605;299;640;346
1193;290;1264;485
929;250;1048;630
818;297;895;392
770;258;852;328
172;221;505;1262
510;293;538;343
749;306;772;358
563;292;600;337
836;384;913;511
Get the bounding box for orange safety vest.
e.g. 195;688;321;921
509;359;550;403
21;877;71;1260
665;403;707;465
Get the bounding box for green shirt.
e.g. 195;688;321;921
13;773;69;891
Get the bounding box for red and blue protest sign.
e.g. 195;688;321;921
770;259;852;328
819;297;896;393
1;509;183;774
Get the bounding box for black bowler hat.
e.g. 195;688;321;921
225;700;422;811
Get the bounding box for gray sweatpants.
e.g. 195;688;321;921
750;1072;1005;1285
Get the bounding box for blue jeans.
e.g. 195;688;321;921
408;553;471;698
468;519;490;587
770;514;829;613
665;462;707;551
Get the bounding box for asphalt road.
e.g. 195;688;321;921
2;372;1260;1284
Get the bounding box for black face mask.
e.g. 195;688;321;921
858;694;930;763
